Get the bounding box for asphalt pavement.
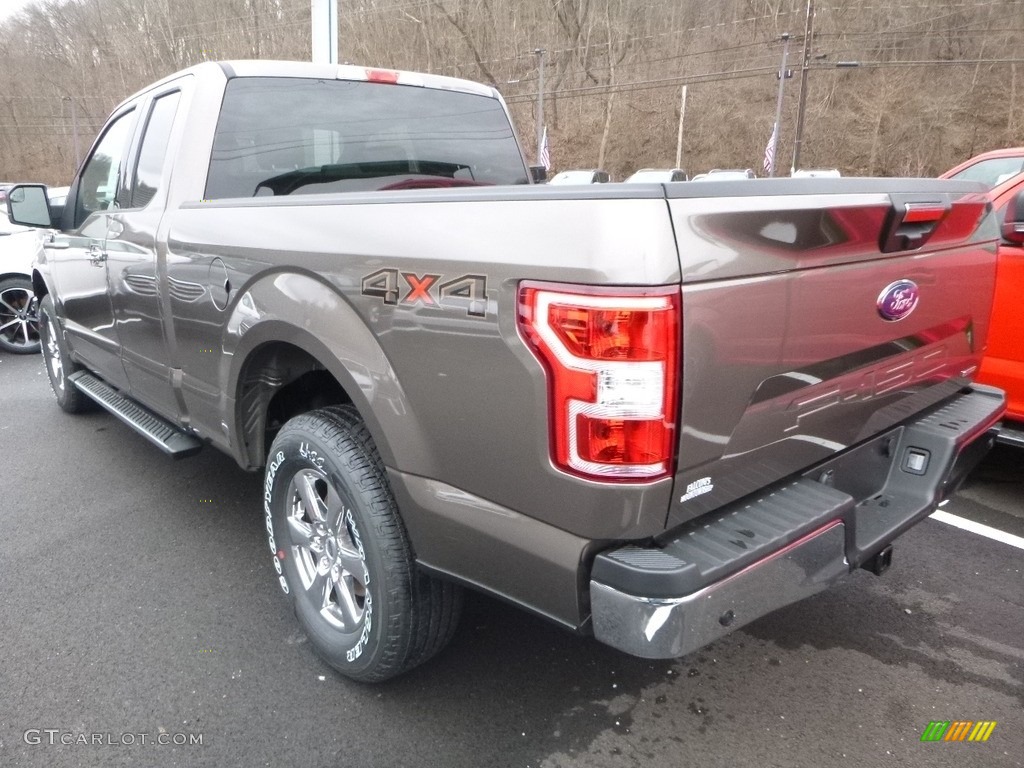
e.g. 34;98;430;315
1;351;1021;768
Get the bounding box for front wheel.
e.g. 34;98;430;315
265;405;462;682
38;294;90;413
0;276;40;354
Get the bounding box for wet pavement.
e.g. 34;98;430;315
1;351;1021;767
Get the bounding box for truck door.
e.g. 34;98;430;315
51;107;137;390
105;87;185;417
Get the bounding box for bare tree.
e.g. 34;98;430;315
0;0;1022;184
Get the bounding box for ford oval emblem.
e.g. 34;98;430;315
877;280;920;322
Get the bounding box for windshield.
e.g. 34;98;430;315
206;77;529;198
947;156;1024;186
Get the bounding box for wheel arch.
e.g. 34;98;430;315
224;275;434;476
0;271;33;285
232;332;359;469
31;269;50;300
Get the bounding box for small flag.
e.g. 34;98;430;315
540;126;551;171
763;122;778;177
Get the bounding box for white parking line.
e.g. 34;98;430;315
929;510;1024;550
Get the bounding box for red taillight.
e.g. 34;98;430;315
366;68;400;84
518;283;680;482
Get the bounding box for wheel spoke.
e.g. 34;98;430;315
48;340;65;390
337;545;364;582
296;472;326;523
332;576;363;628
308;565;331;604
0;318;19;332
323;483;347;530
0;298;19;314
20;321;31;344
286;515;315;549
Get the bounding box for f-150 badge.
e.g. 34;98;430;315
877;280;920;322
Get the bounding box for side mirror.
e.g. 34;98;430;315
529;165;547;183
6;184;54;228
1003;190;1024;245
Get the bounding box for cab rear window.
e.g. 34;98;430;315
205;77;529;198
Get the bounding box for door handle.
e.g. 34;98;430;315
88;243;106;265
45;237;70;250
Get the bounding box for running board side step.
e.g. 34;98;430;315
67;371;203;459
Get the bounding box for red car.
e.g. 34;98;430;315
943;157;1024;445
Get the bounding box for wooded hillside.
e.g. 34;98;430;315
1;0;1022;184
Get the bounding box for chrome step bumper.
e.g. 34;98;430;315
590;386;1004;660
592;522;847;659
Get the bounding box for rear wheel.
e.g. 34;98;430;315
265;405;462;682
0;276;40;354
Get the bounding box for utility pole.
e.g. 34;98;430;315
790;0;814;175
311;0;339;64
63;96;81;172
675;84;687;169
534;48;546;166
768;33;791;177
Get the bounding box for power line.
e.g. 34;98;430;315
818;26;1024;38
501;51;1024;106
504;39;779;87
431;8;809;74
844;56;1024;68
817;0;1019;10
504;65;780;104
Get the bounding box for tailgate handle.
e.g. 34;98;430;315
880;200;950;253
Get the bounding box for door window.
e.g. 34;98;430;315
75;109;135;227
132;91;182;208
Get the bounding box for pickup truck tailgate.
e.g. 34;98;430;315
665;180;997;528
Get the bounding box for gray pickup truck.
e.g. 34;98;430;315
8;61;1005;682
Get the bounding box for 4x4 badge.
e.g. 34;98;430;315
877;279;920;322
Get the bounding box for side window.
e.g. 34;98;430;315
132;91;182;208
75;109;135;227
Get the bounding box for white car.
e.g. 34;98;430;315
0;185;65;354
0;212;42;353
548;169;611;184
692;168;757;181
624;168;688;183
792;168;842;178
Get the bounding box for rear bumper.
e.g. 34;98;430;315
590;385;1005;659
995;421;1024;448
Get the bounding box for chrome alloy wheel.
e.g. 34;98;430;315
286;468;368;631
45;317;66;392
0;284;39;352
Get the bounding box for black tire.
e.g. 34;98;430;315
265;405;462;682
38;294;91;413
0;276;41;354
